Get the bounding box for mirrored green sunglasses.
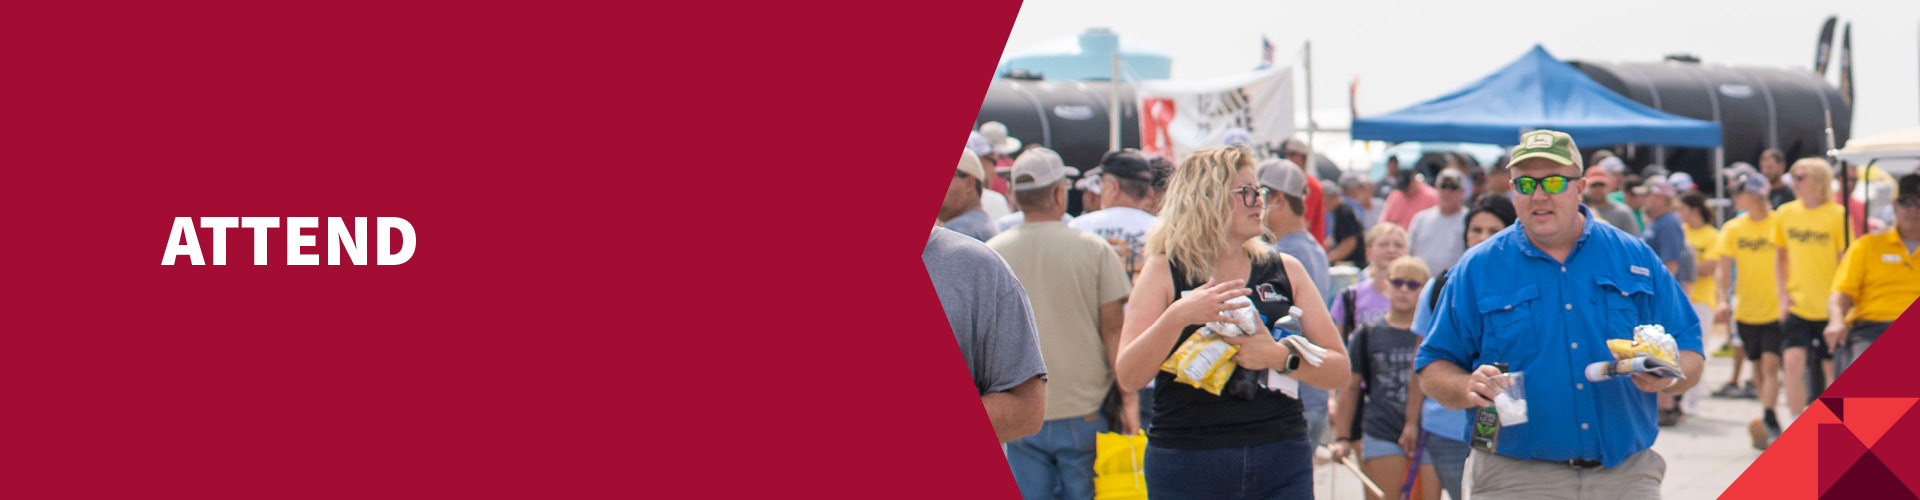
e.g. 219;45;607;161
1513;175;1581;195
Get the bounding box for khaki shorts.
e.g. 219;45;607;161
1468;448;1665;500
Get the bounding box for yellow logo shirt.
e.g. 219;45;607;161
1771;200;1849;320
1833;231;1920;324
1718;214;1780;324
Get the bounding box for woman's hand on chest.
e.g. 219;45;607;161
1221;333;1287;370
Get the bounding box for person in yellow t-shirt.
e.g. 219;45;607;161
1771;159;1849;414
1826;173;1920;378
1681;192;1750;398
1680;194;1721;311
1718;172;1785;449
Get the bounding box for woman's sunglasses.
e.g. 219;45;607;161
1234;185;1272;208
1512;175;1581;195
1389;279;1423;290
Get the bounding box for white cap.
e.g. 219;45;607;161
1223;128;1252;149
1075;172;1103;195
1644;177;1678;198
1667;172;1695;192
957;148;986;180
1598;156;1626;175
966;132;993;157
979;122;1022;155
1011;148;1079;192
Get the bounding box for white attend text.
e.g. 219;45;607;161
162;217;416;265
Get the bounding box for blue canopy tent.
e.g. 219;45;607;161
1351;45;1722;148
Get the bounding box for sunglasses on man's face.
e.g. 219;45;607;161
1389;279;1423;290
1898;196;1920;209
1234;185;1271;208
1513;175;1581;195
1438;179;1462;190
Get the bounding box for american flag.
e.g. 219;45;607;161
1259;35;1274;69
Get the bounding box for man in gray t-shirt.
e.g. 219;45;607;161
1261;161;1332;300
925;226;1048;443
1585;166;1642;233
1258;158;1334;443
1641;179;1694;283
1407;169;1469;273
1274;233;1330;300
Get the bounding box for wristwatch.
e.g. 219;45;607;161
1272;343;1304;374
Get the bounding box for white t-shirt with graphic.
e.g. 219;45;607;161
1070;207;1155;280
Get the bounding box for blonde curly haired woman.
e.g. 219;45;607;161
1116;148;1350;500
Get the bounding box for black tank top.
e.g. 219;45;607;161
1148;252;1308;449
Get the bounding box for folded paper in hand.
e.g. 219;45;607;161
1263;334;1328;398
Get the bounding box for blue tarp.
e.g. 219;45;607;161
1351;45;1722;148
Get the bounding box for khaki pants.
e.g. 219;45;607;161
1468;448;1665;500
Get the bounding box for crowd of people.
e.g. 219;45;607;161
928;122;1920;500
1707;154;1920;452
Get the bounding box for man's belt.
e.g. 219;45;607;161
1562;458;1603;468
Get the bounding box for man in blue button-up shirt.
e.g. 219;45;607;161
1415;130;1704;500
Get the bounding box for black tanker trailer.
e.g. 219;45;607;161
974;75;1140;172
1570;56;1851;186
975;56;1852;202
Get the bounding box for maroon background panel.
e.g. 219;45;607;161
1;1;1025;497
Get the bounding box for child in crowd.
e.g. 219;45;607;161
1331;256;1438;500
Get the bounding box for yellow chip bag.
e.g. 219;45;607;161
1606;325;1680;365
1158;327;1240;395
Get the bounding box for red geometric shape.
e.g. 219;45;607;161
1729;301;1920;498
1822;304;1920;399
1803;398;1841;426
1822;450;1920;500
1846;398;1918;448
1869;398;1920;496
1821;423;1870;497
1720;410;1822;499
1824;397;1846;421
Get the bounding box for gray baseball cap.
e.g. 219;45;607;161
1259;159;1308;198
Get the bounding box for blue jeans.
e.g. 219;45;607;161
1007;415;1104;500
1425;433;1471;500
1300;385;1328;445
1144;434;1313;500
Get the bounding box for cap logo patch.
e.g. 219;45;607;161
1525;132;1554;149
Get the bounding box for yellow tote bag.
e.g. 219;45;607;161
1093;432;1148;500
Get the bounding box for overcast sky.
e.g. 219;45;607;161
999;0;1920;142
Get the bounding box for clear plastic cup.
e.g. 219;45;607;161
1493;371;1528;426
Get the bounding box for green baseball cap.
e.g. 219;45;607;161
1508;130;1582;169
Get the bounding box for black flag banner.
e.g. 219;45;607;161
1840;22;1853;106
1815;15;1838;75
